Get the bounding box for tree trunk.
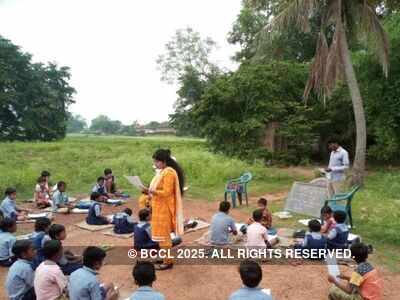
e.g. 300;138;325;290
339;27;366;186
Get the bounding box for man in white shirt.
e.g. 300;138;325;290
325;139;350;197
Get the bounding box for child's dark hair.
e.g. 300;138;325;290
333;210;347;223
104;168;112;176
49;224;66;239
252;209;263;222
219;201;231;213
133;261;156;286
97;176;105;182
37;176;46;183
57;181;66;189
138;208;150;221
257;198;268;207
350;243;369;263
321;205;333;215
308;219;322;232
35;217;51;232
41;170;51;177
90;192;102;201
152;149;185;194
12;240;33;259
5;187;16;196
42;240;62;260
83;246;106;268
123;208;133;216
0;218;16;232
239;259;262;288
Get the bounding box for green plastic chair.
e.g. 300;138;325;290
224;172;253;208
324;185;360;228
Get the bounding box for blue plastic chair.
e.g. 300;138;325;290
324;185;360;228
224;172;253;208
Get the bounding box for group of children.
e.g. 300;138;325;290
4;230;382;300
208;197;351;254
209;198;277;248
296;206;350;254
0;170;384;300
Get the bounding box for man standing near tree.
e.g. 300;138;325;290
325;139;350;197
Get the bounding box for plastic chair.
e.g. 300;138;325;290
324;185;360;228
224;172;253;208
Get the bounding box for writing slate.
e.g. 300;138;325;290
284;182;328;217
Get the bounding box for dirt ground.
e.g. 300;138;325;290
0;196;399;300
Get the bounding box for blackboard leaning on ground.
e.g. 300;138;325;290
284;182;328;217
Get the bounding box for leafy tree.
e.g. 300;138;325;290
90;115;122;135
357;12;400;161
118;123;137;136
169;67;210;136
67;113;87;133
259;0;390;185
156;27;219;84
193;62;328;163
157;28;219;136
0;36;75;141
144;121;161;130
229;0;317;62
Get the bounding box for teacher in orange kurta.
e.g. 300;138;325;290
142;149;185;270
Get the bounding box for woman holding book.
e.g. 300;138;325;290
141;149;185;270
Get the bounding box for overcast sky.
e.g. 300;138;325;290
0;0;241;125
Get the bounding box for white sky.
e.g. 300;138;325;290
0;0;241;125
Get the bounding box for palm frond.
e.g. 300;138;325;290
324;26;344;98
359;1;390;77
265;0;318;34
304;31;328;100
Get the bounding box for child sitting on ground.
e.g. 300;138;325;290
247;198;273;230
34;176;52;209
48;224;82;275
0;187;29;221
92;176;110;201
105;168;129;199
0;218;17;267
229;259;273;300
134;208;182;250
52;181;74;213
246;209;278;248
130;261;165;300
40;170;53;192
112;208;137;234
321;205;336;234
295;219;327;259
34;240;68;300
328;243;383;300
327;210;349;250
209;201;238;246
5;240;36;300
86;192;110;225
69;246;119;300
30;217;52;269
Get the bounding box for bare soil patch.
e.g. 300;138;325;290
1;195;398;300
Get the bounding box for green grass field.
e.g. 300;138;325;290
0;136;399;271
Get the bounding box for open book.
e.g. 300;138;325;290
124;175;147;190
326;255;340;279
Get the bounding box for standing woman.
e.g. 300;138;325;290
142;149;184;270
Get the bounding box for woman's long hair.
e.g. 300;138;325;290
152;149;185;194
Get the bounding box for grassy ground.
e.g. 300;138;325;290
0;136;399;271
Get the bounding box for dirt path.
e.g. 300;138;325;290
0;197;398;300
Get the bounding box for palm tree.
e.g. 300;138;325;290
257;0;389;185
